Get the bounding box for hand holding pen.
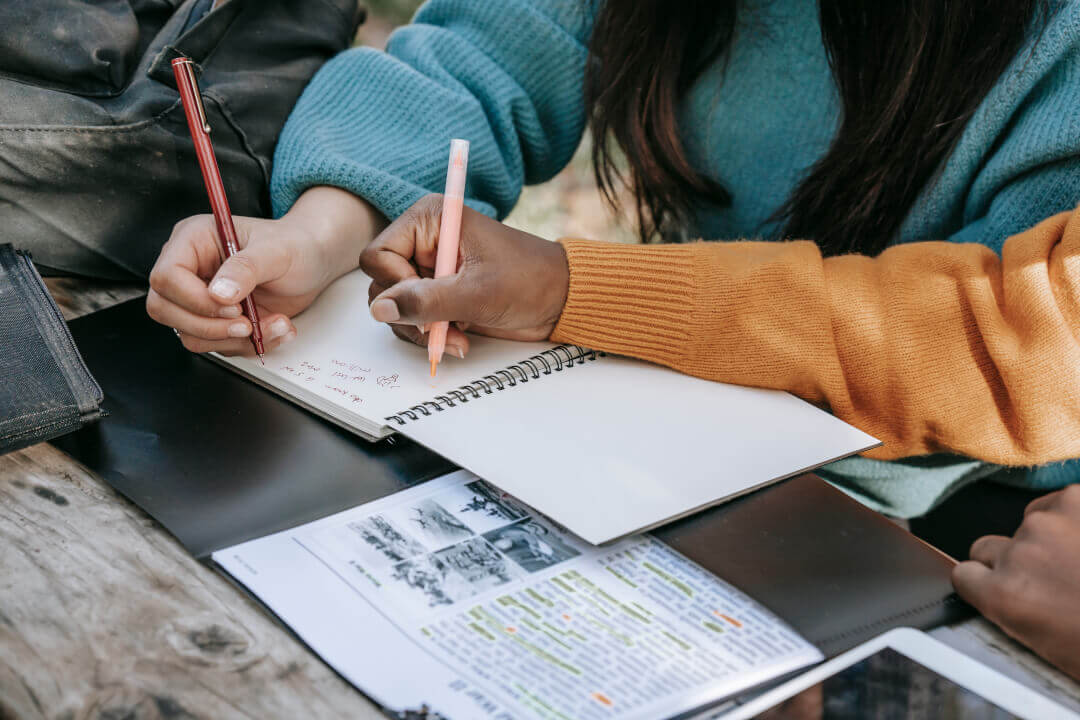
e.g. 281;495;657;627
171;56;266;361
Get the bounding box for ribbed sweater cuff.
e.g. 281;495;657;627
550;239;695;366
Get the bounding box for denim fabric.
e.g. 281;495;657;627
0;244;103;454
0;0;363;280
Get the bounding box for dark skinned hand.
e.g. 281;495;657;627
360;194;570;357
953;485;1080;681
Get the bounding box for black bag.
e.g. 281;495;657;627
0;0;363;280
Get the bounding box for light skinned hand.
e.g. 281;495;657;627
147;186;386;355
360;194;570;357
952;485;1080;681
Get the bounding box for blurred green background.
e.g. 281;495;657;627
358;1;635;243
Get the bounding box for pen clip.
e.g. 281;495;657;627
176;58;211;135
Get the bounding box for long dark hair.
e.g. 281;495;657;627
584;1;1045;255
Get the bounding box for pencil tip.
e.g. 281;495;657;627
430;360;438;377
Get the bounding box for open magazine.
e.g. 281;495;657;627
214;471;822;719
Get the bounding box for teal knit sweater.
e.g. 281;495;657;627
271;0;1080;516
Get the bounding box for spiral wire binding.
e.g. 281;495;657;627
385;345;601;426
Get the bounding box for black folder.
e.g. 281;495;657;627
55;297;970;661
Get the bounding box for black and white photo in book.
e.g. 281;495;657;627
432;536;518;590
457;480;528;529
483;517;581;573
350;515;426;565
394;498;473;549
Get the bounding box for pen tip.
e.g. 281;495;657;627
430;360;438;377
258;353;266;366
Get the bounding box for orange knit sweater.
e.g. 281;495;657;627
550;209;1080;463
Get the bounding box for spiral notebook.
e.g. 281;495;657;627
215;270;879;544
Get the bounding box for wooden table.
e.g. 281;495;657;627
2;281;1078;719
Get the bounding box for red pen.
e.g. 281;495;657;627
171;56;265;361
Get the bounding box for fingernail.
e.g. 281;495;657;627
228;322;251;338
280;330;297;346
218;304;242;319
269;318;290;339
370;298;400;323
448;344;465;359
210;278;240;301
417;323;426;335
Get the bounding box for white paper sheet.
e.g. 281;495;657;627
401;354;878;544
214;471;823;719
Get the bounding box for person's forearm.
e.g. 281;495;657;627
551;210;1080;463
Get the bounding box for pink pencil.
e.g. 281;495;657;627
429;139;470;377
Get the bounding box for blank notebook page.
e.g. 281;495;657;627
401;353;878;545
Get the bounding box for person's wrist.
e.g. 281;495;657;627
283;186;388;283
542;239;570;331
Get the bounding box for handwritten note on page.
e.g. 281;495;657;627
216;270;559;434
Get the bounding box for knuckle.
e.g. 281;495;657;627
414;284;437;316
227;253;258;279
393;283;426;319
418;193;444;216
994;572;1038;624
1017;510;1058;540
359;245;379;276
1061;484;1080;508
171;214;207;236
180;336;203;353
145;291;162;320
969;535;993;559
1005;539;1048;570
148;266;170;294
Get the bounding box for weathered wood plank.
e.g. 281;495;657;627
44;277;145;321
931;619;1080;714
0;443;384;720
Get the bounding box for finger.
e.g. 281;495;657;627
390;323;426;348
150;256;239;318
146;290;252;341
150;216;243;315
179;331;295;357
207;237;291;306
370;276;478;327
443;325;470;358
969;535;1011;568
1023;490;1062;516
178;311;296;355
368;281;386;305
360;194;443;288
386;321;470;357
952;561;997;612
371;280;430;336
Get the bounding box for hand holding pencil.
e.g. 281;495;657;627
363;175;570;360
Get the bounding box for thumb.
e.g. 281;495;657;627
370;276;478;326
208;240;288;305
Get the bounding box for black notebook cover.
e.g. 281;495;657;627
56;297;971;659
